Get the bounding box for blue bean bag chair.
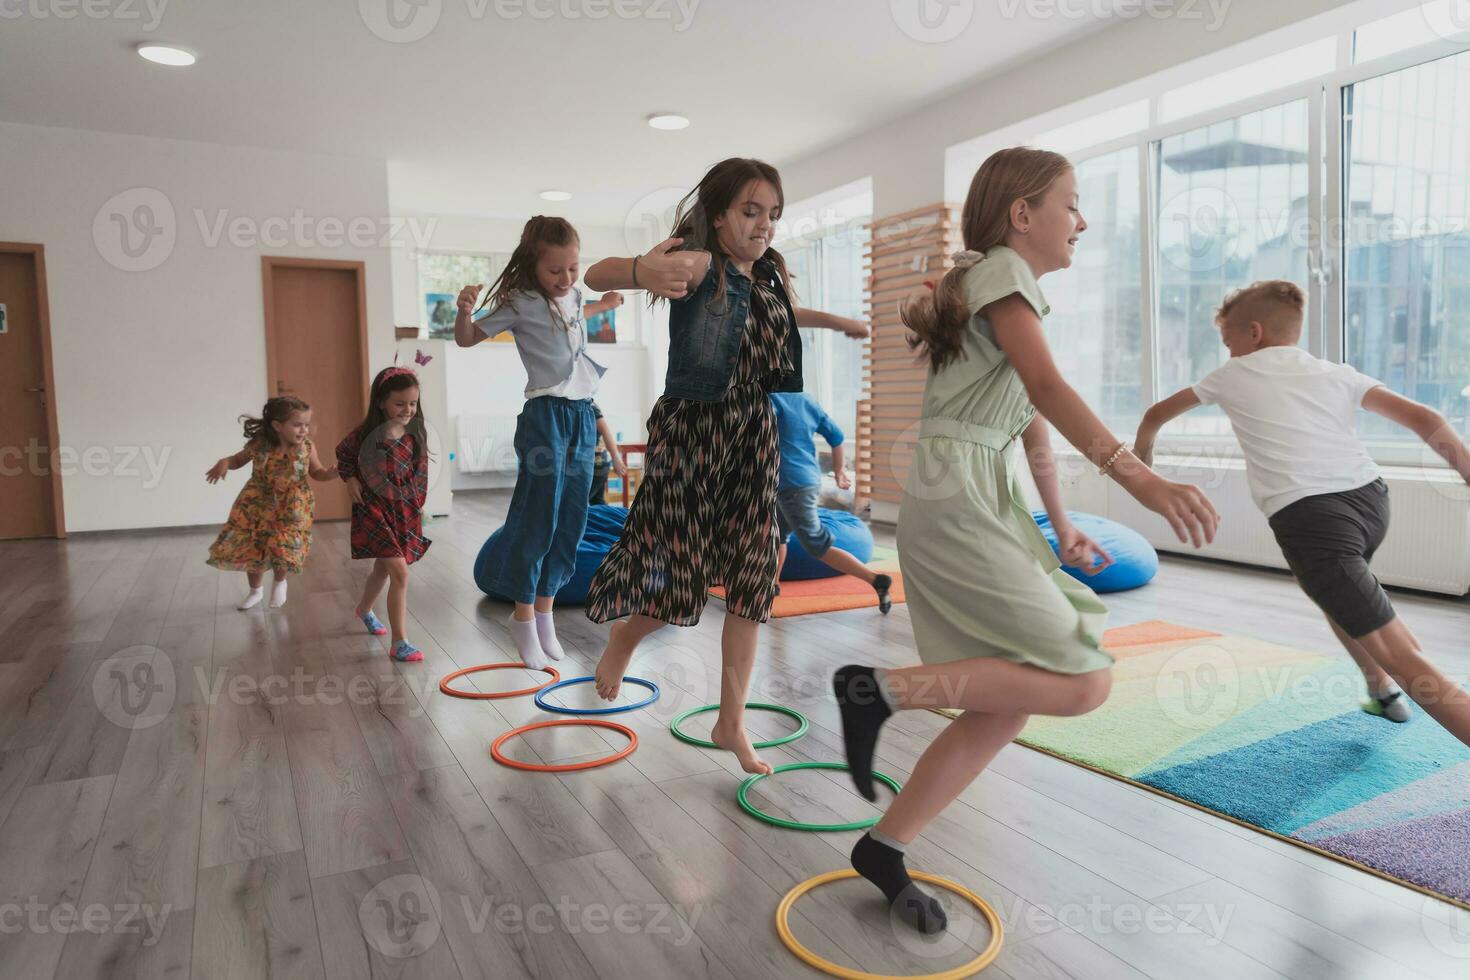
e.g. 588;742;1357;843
1031;510;1157;593
476;504;629;605
782;508;874;582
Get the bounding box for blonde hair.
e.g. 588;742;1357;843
902;147;1073;373
1215;280;1306;342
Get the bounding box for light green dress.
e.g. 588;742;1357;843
897;246;1112;674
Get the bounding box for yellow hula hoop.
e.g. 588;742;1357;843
775;869;1004;980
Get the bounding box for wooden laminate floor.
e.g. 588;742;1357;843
1;490;1467;979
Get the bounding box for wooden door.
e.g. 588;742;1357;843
262;258;369;521
0;245;64;539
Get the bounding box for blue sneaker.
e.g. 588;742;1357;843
391;640;422;663
360;611;387;636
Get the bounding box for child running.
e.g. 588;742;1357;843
206;396;339;609
454;216;623;670
769;391;892;611
832;147;1219;934
1136;280;1470;739
582;157;870;775
337;366;432;663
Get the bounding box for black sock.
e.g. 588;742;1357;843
852;833;948;934
871;574;893;615
833;665;892;802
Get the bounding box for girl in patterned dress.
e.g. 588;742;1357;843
336;367;432;663
582;158;870;775
206;396;340;610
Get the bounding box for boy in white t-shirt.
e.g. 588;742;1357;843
1136;281;1470;743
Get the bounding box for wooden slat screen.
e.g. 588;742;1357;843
856;203;959;506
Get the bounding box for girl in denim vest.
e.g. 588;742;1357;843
582;158;869;775
454;216;624;670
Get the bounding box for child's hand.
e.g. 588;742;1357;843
836;471;852;490
639;238;699;299
345;476;364;505
603;290;625;308
611;452;628;478
456;284;483;315
842;319;871;339
1055;522;1113;575
205;459;230;484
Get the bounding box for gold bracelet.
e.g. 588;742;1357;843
1098;443;1128;476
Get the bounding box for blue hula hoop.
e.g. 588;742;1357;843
533;675;661;715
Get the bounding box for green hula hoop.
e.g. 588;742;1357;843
737;762;903;832
669;702;810;750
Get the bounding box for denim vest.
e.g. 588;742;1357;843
663;255;803;402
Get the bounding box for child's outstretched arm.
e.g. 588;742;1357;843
1020;417;1112;574
305;443;338;482
205;443;254;483
584;291;624;318
1135;389;1203;468
989;293;1218;547
585;237;704;299
596;415;627;476
1363;387;1470;483
794;308;870;339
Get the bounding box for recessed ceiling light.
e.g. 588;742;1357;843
539;190;572;202
136;44;196;67
647;113;689;131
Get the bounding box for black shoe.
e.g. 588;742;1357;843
871;574;892;615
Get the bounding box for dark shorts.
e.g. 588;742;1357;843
1267;479;1395;639
775;485;833;558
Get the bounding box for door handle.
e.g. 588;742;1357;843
24;386;45;393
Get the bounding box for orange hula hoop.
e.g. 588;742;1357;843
490;719;638;772
439;663;560;700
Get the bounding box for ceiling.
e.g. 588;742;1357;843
0;0;1121;224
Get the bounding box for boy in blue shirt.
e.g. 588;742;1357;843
770;392;892;613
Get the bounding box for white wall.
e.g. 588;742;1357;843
385;212;666;491
0;121;398;533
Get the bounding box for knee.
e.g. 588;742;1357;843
385;560;409;585
1062;670;1112;716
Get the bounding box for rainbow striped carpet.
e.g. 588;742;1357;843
943;621;1470;908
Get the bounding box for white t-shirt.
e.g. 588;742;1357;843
1192;346;1384;517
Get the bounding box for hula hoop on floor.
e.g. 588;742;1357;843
669;702;810;749
439;663;560;700
533;675;660;715
775;868;1004;980
490;719;638;772
737;761;902;832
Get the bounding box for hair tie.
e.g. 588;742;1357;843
950;250;986;270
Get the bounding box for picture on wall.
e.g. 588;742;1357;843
425;293;456;340
587;306;617;343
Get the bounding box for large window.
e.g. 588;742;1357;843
1155;99;1312;433
1344;49;1470;443
784;225;869;439
1044;146;1145;433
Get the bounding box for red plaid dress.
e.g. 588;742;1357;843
336;426;431;564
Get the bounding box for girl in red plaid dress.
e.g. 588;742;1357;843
337;367;432;662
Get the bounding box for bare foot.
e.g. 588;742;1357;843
710;714;774;776
594;621;636;701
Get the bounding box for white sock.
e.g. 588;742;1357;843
509;614;547;670
238;587;264;611
269;579;288;608
534;611;565;661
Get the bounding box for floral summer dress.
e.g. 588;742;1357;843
207;439;314;574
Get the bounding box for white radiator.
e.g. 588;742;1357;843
455;414;519;474
1094;455;1470;596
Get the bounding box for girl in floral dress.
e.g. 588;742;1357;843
206;396;339;609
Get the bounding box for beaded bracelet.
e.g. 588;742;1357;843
1099;442;1128;476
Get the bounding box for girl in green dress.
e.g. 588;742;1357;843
833;147;1220;934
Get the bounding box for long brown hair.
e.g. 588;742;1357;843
903;147;1073;373
476;216;581;328
669;157;796;308
240;396;310;450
